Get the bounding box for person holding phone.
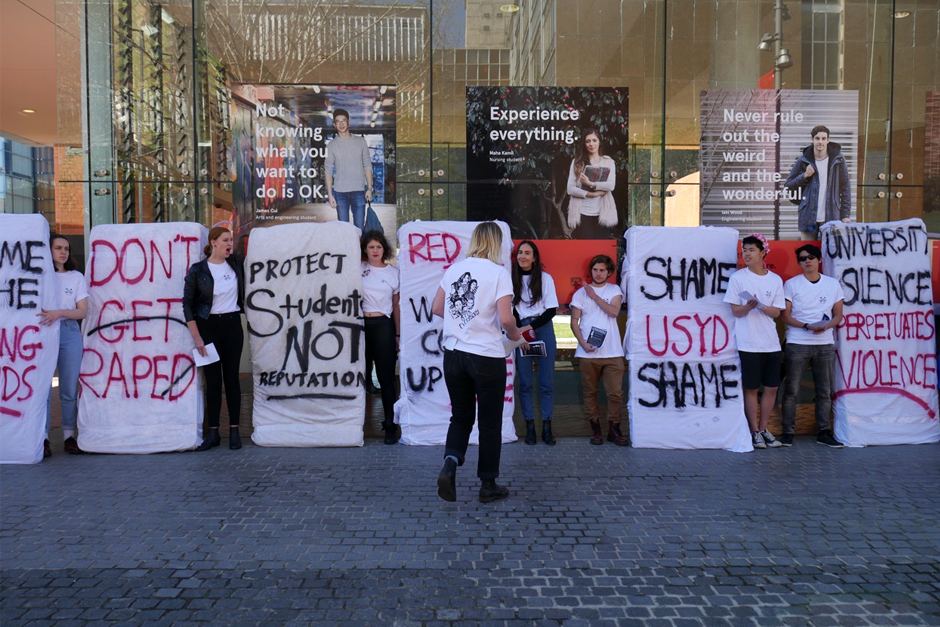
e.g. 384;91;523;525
183;226;245;451
511;240;558;445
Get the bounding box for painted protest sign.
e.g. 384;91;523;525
396;221;516;446
78;223;205;453
624;226;752;452
245;221;364;447
822;219;940;446
0;215;58;464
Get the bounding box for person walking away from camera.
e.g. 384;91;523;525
39;235;88;458
570;254;628;446
512;240;559;445
361;230;401;444
724;234;785;450
325;108;373;231
784;125;851;240
183;227;245;451
781;244;845;448
432;222;522;503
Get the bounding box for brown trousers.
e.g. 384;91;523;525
578;356;626;426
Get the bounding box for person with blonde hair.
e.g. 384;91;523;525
432;222;522;503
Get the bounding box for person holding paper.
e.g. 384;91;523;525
781;244;845;448
432;222;522;503
566;128;618;239
361;230;401;445
38;235;88;458
724;234;785;450
570;255;627;446
183;226;245;451
511;241;559;446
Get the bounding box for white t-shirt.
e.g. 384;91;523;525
439;257;513;358
515;271;559;320
55;270;88;309
784;273;844;345
571;282;624;359
815;156;829;223
723;267;785;353
208;261;239;314
361;262;399;316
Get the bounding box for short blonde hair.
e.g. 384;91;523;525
467;222;503;264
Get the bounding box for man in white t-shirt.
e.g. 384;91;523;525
781;244;845;448
570;255;627;446
723;234;786;450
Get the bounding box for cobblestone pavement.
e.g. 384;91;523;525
2;438;939;626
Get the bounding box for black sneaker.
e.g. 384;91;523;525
816;430;844;448
478;480;509;503
63;436;83;455
524;421;536;445
779;433;794;447
437;457;457;502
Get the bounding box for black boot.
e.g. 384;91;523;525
383;421;401;445
229;426;242;450
524;421;536;445
542;421;556;446
479;479;509;503
195;427;220;452
437;457;457;502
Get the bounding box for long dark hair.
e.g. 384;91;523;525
50;234;77;272
573;127;604;178
512;240;543;307
360;230;392;262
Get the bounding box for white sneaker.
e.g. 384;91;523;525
752;432;767;449
761;430;783;448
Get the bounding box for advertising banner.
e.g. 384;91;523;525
78;223;205;453
245;221;365;447
230;84;397;244
0;215;59;464
623;226;752;452
467;86;628;249
396;221;516;446
700;89;858;238
821;219;940;446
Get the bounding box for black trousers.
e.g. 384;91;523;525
443;349;507;480
364;316;398;424
196;312;244;429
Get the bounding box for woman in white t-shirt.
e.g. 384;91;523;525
39;235;88;458
360;231;401;444
431;222;522;504
566;127;618;238
183;227;245;451
512;241;558;446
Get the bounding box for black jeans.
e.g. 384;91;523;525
364;316;398;424
196;312;244;429
443;349;507;480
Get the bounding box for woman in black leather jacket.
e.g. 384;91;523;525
183;226;245;451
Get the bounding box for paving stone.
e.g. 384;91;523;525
1;440;939;624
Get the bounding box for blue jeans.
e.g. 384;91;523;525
515;318;556;421
334;190;366;230
46;319;83;435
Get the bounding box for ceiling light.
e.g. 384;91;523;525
161;8;174;24
312;85;320;94
499;3;520;13
379;86;388;95
140;24;159;37
894;10;911;19
21;108;35;114
370;122;376;128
